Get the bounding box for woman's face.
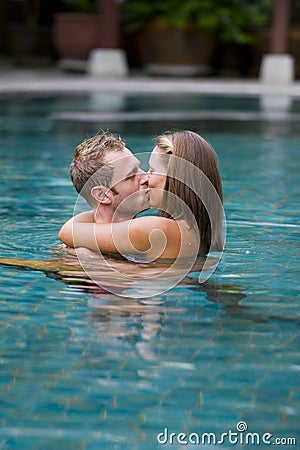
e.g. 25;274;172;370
148;146;167;208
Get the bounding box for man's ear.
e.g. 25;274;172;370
91;186;112;205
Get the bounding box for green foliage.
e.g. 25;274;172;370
121;0;273;43
65;0;97;14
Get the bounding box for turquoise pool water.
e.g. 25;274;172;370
0;93;299;449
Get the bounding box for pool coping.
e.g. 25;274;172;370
1;67;300;97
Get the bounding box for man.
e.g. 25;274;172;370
70;131;149;224
0;131;149;281
59;131;150;292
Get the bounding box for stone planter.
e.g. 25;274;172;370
140;20;216;76
52;13;102;61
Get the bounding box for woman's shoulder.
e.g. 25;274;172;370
130;216;178;232
128;216;198;259
126;216;181;258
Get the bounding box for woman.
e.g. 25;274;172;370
58;131;224;261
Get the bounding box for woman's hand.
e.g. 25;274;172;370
58;211;94;247
58;216;75;247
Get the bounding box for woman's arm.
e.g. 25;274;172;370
71;211;94;223
58;216;183;260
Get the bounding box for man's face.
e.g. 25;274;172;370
105;148;149;219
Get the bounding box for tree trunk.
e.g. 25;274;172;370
99;0;120;48
270;0;290;54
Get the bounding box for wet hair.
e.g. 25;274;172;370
70;131;125;206
156;131;224;255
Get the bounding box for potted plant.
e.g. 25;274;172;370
121;0;273;76
52;0;102;63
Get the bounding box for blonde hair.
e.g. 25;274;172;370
156;131;223;255
70;131;125;206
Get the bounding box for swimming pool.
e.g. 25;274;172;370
0;93;299;449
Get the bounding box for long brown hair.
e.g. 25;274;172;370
156;131;224;255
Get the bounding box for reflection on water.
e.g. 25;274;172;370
0;93;299;449
259;94;292;112
0;251;247;310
